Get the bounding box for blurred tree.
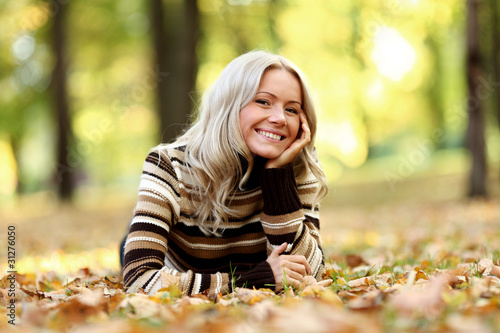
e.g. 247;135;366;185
50;1;74;201
151;0;199;144
219;0;282;52
268;0;282;48
425;34;446;149
347;1;370;157
465;0;487;197
491;0;500;134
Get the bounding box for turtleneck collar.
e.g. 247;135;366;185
240;155;268;191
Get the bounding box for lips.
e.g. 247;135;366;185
257;130;283;141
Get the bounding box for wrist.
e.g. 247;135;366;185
264;160;280;169
260;164;302;215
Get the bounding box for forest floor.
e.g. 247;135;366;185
1;168;500;332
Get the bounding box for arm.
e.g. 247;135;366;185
260;164;325;280
123;151;276;297
259;111;325;290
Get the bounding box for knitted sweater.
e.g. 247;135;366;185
122;145;325;297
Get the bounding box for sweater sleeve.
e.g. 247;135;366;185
259;164;325;279
122;151;276;297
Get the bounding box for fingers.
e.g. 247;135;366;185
267;252;311;292
272;248;312;275
269;242;287;259
264;112;311;169
287;255;312;275
282;267;305;284
299;111;311;139
282;261;309;277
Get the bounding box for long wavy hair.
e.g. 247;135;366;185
159;50;328;235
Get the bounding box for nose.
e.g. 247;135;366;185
268;106;286;126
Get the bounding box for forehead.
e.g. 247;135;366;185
257;69;302;102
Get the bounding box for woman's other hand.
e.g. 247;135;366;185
266;242;312;292
265;111;311;169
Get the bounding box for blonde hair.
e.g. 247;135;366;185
159;50;328;235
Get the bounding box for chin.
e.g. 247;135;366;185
248;143;290;160
253;150;283;160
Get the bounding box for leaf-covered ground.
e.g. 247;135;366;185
1;181;500;332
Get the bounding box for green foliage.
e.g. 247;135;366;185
0;0;499;202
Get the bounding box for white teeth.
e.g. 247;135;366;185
258;130;282;141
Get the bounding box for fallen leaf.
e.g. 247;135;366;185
235;288;274;305
346;254;368;269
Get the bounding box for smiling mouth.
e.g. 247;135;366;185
257;130;283;141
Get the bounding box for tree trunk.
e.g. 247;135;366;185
491;0;500;136
426;35;446;149
268;0;283;49
491;0;500;187
151;0;199;144
10;136;23;195
465;0;488;197
50;2;74;201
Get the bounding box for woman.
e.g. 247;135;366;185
122;50;330;297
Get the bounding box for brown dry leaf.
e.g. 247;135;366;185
389;275;448;318
175;295;211;307
347;290;384;310
216;294;239;306
415;269;428;281
264;298;381;333
118;293;174;320
324;261;343;275
435;271;467;288
153;284;182;303
77;287;105;307
446;313;491;332
235;287;275;305
347;276;371;289
99;276;123;289
300;284;324;297
19;287;67;301
49;289;108;329
446;263;474;277
477;259;500;279
478;258;494;274
338;290;359;300
347;273;392;291
316;288;344;307
469;276;500;299
20;302;52;327
345;254;368;269
489;265;500;278
374;273;393;286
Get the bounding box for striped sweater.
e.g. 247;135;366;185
123;145;325;297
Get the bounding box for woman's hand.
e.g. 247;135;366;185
266;242;312;292
265;112;311;169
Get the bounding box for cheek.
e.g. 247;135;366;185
239;111;249;134
239;107;253;129
289;120;301;140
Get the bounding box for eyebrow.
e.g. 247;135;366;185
256;91;302;107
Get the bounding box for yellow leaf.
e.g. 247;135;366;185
441;290;468;307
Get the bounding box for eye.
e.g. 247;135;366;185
285;107;298;114
255;99;270;106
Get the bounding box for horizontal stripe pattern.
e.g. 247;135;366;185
123;146;325;297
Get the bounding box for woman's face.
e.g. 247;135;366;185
239;69;303;160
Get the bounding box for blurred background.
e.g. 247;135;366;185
0;0;499;273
